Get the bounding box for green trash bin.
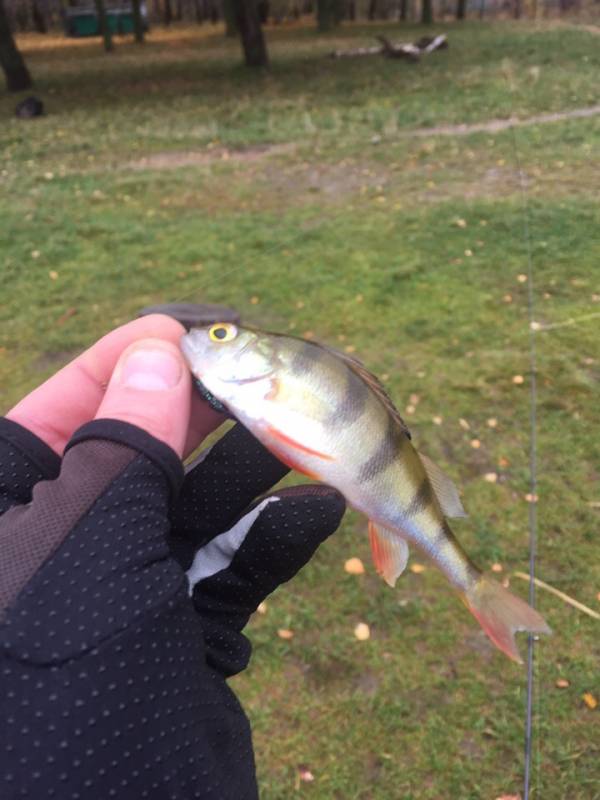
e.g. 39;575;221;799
64;3;148;37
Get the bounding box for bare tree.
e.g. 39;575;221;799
421;0;433;23
231;0;268;66
0;0;33;91
93;0;114;51
317;0;342;29
456;0;466;18
132;0;144;42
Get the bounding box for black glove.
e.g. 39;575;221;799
0;417;345;800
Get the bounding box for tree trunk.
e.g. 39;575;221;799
514;0;521;17
31;0;47;32
132;0;144;42
456;0;466;18
94;0;114;51
421;0;433;23
231;0;268;66
223;0;237;35
0;0;33;91
367;0;376;19
163;0;173;25
317;0;341;29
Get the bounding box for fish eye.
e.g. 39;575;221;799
208;323;237;343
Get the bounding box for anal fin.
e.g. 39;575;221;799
368;520;409;588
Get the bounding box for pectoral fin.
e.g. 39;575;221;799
419;453;467;518
368;520;409;588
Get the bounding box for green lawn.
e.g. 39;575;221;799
1;20;599;799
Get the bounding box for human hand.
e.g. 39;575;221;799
0;316;346;799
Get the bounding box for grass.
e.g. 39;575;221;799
1;19;599;799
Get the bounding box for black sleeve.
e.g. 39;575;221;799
0;419;258;800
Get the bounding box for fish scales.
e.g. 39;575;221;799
181;323;552;663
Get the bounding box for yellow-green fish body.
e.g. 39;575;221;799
181;322;551;662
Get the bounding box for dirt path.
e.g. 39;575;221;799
405;104;600;138
125;104;600;172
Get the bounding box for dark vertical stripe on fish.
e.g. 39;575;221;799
405;478;434;518
289;341;325;377
328;362;370;426
358;413;406;482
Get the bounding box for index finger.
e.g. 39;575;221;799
6;314;197;455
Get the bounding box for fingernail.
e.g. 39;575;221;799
121;348;182;391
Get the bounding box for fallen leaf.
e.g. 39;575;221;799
354;622;370;641
298;765;315;783
49;271;58;280
410;563;426;574
464;249;473;257
491;563;503;573
432;416;443;425
498;456;510;468
470;439;481;449
295;300;305;309
525;493;539;503
405;404;416;415
582;692;597;709
487;418;498;428
250;296;260;305
344;557;365;575
459;418;470;430
495;795;521;800
555;678;570;688
512;375;525;385
277;628;294;640
256;601;268;615
31;250;41;259
503;293;513;303
517;274;527;283
409;393;420;405
455;218;467;228
56;307;77;326
484;472;498;483
344;345;356;354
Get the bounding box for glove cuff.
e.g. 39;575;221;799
67;418;184;499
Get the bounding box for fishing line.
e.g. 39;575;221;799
509;121;541;800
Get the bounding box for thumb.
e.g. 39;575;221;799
95;338;191;457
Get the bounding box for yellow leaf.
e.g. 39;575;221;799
344;557;365;575
582;692;597;709
410;563;426;574
354;622;370;641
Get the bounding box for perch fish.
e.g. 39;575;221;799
181;322;551;662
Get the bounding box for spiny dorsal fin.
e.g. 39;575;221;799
419;453;467;518
319;344;412;439
266;329;412;439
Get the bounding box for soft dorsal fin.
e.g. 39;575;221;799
419;453;467;518
320;344;412;440
368;520;410;587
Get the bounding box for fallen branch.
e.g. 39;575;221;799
513;571;600;621
330;33;447;61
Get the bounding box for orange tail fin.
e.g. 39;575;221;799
464;577;552;663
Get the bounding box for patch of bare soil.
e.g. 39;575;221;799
127;142;295;171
